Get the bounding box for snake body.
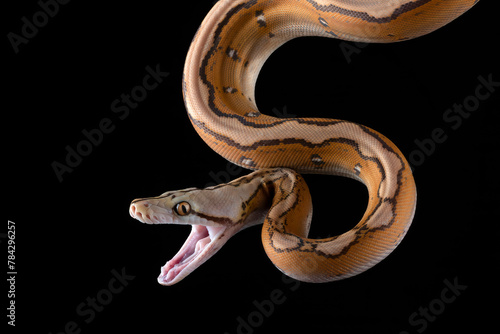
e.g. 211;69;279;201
129;0;478;285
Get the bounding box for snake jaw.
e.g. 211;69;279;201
130;198;238;285
158;224;230;286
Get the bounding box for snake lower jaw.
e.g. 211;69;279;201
157;224;232;286
129;196;244;285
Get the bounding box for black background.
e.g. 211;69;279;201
5;1;498;333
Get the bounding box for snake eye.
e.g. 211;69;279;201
174;202;191;216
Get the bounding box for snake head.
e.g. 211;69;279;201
129;179;268;285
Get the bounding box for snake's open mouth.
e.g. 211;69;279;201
158;224;226;285
129;199;236;285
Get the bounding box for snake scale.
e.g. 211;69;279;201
129;0;478;285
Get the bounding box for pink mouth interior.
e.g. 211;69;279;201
158;225;225;285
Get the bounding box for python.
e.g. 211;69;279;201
130;0;478;285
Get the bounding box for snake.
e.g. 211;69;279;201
129;0;478;285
